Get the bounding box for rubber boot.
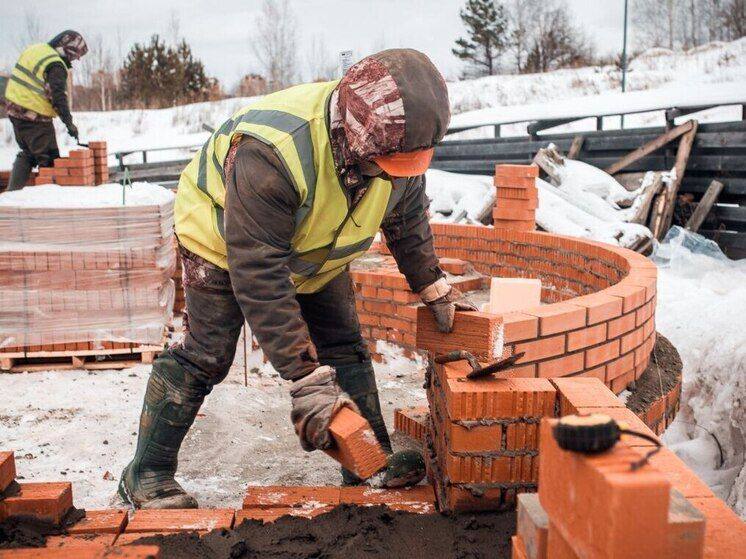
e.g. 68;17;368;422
335;361;425;487
118;352;208;509
8;152;33;191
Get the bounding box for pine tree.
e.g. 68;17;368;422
452;0;509;76
120;35;216;108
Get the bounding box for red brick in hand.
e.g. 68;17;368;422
324;407;388;480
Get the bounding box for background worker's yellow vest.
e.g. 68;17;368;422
4;44;64;117
175;80;404;294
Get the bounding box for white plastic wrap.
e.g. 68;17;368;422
0;183;176;351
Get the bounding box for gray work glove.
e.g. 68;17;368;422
420;277;478;333
290;365;359;452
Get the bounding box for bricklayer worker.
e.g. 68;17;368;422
3;30;88;191
119;48;477;509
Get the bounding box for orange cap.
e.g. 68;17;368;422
373;148;434;178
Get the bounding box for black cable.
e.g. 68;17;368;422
621;428;663;471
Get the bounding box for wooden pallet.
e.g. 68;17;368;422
0;343;163;373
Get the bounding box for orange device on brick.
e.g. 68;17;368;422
324;407;388;480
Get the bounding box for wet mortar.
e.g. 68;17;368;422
625;334;682;415
0;505;515;559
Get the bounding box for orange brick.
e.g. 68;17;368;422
324;407;388;480
514;335;566;362
339;485;435;513
125;509;234;532
67;509;128;535
607;312;636;339
242;486;340;509
495;186;539;200
537;352;584;377
632;449;716;499
585;339;620;368
621;327;645;354
687;496;746;557
539;420;671;559
0;545;161;558
393;406;429;442
606;283;646;313
547;522;580;559
503;312;540;342
0;451;16;492
497;197;539;210
495;163;539;178
0;482;73;523
567;323;607;351
416;307;504;361
439;257;470;275
574;406;659;447
435;369;556;421
523;303;586;336
493;207;536;221
45;533;117;549
550;377;625;415
516;493;548;559
666;489;706;559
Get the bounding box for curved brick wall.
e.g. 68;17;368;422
353;222;657;394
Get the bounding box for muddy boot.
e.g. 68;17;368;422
8;152;33;191
335;361;424;487
118;352;208;509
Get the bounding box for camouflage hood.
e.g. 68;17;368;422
49;30;88;65
330;48;450;168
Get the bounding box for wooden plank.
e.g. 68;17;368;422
604;120;695;175
631;173;664;225
685;180;724;232
567;136;584;159
659;122;699;239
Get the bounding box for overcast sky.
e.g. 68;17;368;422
1;0;630;87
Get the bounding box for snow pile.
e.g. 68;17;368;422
655;228;746;517
425;169;495;223
0;182;174;207
536;178;651;247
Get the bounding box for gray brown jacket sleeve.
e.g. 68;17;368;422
224;138;320;381
381;175;444;293
45;63;73;127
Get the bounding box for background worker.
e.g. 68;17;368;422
119;48;476;509
3;30;87;191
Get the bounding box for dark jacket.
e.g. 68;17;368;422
224;138;442;380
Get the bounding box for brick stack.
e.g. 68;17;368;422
0;185;175;357
90;142;110;185
426;359;557;511
492;164;539;231
0;170;38;189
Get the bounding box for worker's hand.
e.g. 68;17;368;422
66;123;79;140
420;277;478;333
289;365;359;451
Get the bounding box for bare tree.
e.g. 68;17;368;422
14;8;47;51
78;34;115;110
306;35;336;82
506;0;543;72
250;0;298;91
167;10;181;45
722;0;746;39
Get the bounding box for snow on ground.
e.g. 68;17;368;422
2;39;745;168
426;169;495;223
0;341;427;510
655;228;746;517
0;182;173;207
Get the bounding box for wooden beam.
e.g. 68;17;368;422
630;173;663;225
604;120;695;175
567;135;584;159
658;122;699;239
685;180;724;233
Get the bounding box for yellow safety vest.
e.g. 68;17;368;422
4;43;64;117
175;80;405;294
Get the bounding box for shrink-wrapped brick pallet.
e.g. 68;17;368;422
0;183;175;370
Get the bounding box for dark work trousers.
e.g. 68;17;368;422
7;117;60;191
173;246;370;389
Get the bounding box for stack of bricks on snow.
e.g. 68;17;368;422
0;192;175;370
33;142;110;186
353;164;657;395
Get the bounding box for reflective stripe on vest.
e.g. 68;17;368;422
174;80;396;293
4;44;63;117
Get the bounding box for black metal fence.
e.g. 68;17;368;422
432;120;746;259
